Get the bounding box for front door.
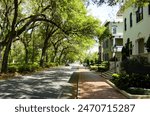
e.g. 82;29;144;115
138;38;144;54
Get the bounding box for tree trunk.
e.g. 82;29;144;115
40;26;58;67
53;51;57;63
40;44;47;67
58;49;65;64
58;54;63;64
32;38;35;64
1;0;18;73
50;54;54;62
25;47;29;64
1;38;13;73
51;53;56;63
46;52;49;63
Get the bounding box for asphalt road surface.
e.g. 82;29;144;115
0;66;79;99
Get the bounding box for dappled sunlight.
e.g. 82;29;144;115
78;69;126;99
0;67;77;99
78;81;126;99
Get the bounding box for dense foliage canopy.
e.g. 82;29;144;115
0;0;104;73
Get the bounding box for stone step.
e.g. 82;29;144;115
101;70;114;79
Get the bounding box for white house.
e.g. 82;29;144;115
102;15;123;61
123;3;150;61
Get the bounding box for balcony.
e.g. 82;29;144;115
111;46;123;52
112;33;123;38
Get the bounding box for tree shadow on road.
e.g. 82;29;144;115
0;67;76;99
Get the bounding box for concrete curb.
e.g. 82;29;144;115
104;78;150;99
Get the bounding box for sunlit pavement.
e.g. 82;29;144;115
0;66;79;99
78;69;127;99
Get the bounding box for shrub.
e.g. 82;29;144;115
98;65;106;72
129;74;150;88
31;63;40;71
112;73;120;78
111;74;130;90
8;65;18;73
121;57;150;74
97;61;110;72
18;63;40;73
126;87;150;95
45;62;58;68
90;65;98;70
18;65;30;73
111;73;150;90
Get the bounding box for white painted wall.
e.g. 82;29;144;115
108;21;123;36
102;19;123;61
123;5;150;55
109;21;123;53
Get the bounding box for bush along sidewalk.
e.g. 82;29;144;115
89;61;110;72
111;73;150;95
0;62;60;80
7;62;58;74
8;63;40;73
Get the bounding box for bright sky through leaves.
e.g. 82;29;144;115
87;4;120;24
87;3;120;53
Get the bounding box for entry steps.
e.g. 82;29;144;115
99;70;114;79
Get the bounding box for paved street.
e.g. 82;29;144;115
0;64;127;99
0;66;77;99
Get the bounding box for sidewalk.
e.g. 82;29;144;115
77;69;127;99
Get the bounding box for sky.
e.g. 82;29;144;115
87;4;120;24
87;4;120;53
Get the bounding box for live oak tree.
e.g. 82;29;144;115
0;0;64;73
39;23;58;67
88;0;150;6
37;0;103;66
37;0;92;66
0;0;70;72
0;0;103;73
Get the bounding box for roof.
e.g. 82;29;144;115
103;18;123;26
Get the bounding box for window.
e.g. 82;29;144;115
136;7;143;23
148;4;150;15
138;39;144;54
130;13;133;27
112;26;117;34
124;18;127;31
